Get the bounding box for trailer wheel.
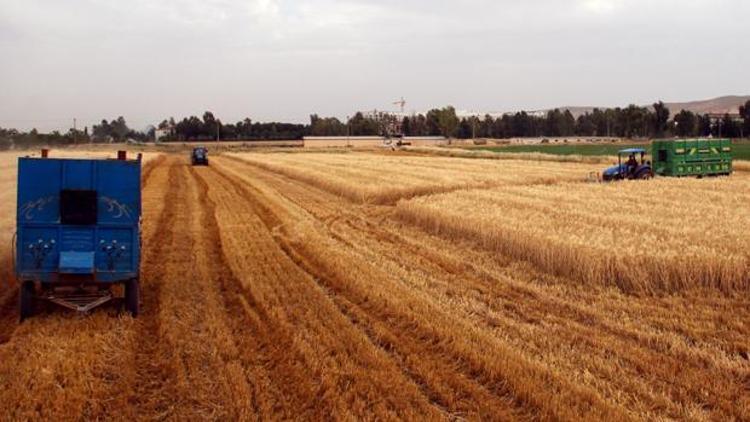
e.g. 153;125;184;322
19;281;35;322
125;278;140;317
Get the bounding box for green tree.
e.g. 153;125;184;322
719;114;739;138
478;115;494;138
561;110;576;136
437;106;459;139
509;112;532;137
544;109;574;137
545;109;563;136
110;116;130;141
348;112;366;135
92;119;111;141
401;116;411;136
203;111;218;139
652;101;670;137
673;110;696;137
576;113;595;136
697;114;712;136
740;100;750;138
620;105;650;138
309;114;346;136
457;118;472;139
425;109;441;136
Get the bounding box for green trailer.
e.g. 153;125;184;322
652;138;732;177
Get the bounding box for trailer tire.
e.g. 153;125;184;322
125;278;140;317
19;281;35;322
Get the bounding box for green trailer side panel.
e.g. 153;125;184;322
652;139;732;177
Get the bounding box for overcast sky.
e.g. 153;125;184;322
0;0;747;132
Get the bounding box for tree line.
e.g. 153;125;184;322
2;100;749;149
152;100;750;140
398;102;748;139
157;112;307;141
0;116;150;150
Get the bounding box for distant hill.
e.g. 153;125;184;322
662;95;749;115
545;95;750;118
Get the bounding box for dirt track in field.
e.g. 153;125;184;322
0;154;748;420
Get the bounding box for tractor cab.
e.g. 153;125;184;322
602;148;653;181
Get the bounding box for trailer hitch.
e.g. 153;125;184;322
43;290;113;313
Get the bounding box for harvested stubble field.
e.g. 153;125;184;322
0;150;748;421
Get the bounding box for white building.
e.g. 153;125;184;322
154;127;173;142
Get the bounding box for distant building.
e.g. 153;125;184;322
706;113;742;123
154;127;173;142
361;110;411;120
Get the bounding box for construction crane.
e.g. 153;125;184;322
382;98;410;150
393;97;406;113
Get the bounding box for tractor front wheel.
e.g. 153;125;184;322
125;278;140;317
19;281;35;322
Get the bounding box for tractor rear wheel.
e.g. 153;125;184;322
637;170;653;180
19;281;35;322
125;278;140;317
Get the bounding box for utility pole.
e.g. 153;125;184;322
718;118;722;137
216;122;220;142
73;118;77;144
346;115;350;148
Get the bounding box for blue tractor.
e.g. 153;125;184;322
191;146;208;166
15;150;142;320
602;148;654;181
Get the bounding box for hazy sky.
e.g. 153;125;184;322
1;0;747;131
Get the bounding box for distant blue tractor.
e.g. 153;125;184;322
191;146;208;166
602;148;654;181
15;150;142;320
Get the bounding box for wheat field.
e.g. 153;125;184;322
734;160;750;172
226;151;600;203
0;149;748;420
403;145;617;164
396;175;750;293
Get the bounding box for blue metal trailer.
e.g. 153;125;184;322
15;151;142;320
